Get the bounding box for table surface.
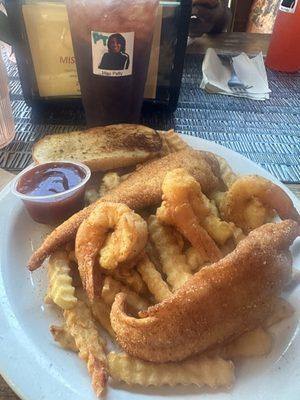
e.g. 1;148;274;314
0;31;299;399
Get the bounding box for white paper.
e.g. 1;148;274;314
201;48;271;101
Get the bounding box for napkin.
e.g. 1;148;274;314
200;48;271;100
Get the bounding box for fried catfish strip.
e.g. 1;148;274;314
148;215;192;290
45;250;77;310
108;352;234;388
137;254;172;303
111;221;298;363
64;301;108;396
163;129;190;152
28;149;222;271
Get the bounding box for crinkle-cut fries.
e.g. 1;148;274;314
39;132;297;397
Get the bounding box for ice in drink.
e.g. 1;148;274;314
66;0;159;126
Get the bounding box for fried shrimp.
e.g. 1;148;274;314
157;169;223;262
75;202;147;301
220;175;300;233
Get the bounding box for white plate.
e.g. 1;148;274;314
0;136;299;400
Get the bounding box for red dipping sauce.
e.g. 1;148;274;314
12;161;91;224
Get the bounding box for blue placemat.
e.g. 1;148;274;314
1;53;299;182
171;55;300;183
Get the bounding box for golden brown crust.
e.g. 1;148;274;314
28;149;222;271
110;220;298;363
220;175;300;233
32;124;162;171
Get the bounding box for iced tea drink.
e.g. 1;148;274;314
66;0;159;126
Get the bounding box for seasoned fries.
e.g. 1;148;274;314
101;276;149;312
108;352;235;388
99;172;121;197
45;250;77;310
264;297;294;328
137;254;172;302
220;328;272;359
185;246;207;271
202;214;233;246
215;155;237;189
85;188;100;205
91;299;115;339
50;325;77;352
148;215;192;290
64;300;108;396
103;268;147;295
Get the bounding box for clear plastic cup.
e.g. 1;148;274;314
0;52;15;148
66;0;159;127
11;161;91;224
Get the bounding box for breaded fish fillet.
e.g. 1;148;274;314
110;220;298;363
28;149;222;271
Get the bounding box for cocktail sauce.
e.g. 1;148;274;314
13;161;90;224
17;162;85;196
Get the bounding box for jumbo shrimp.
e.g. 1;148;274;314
75;202;147;301
220;175;300;233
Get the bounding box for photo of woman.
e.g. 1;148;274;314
281;0;295;7
99;33;130;71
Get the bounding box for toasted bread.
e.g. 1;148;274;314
32;124;162;171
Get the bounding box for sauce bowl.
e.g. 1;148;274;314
11;161;91;224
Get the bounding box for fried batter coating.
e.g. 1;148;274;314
64;301;107;396
163;129;190;152
220;175;300;233
75;202;147;301
111;221;298;363
157;169;224;260
28;149;222;271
